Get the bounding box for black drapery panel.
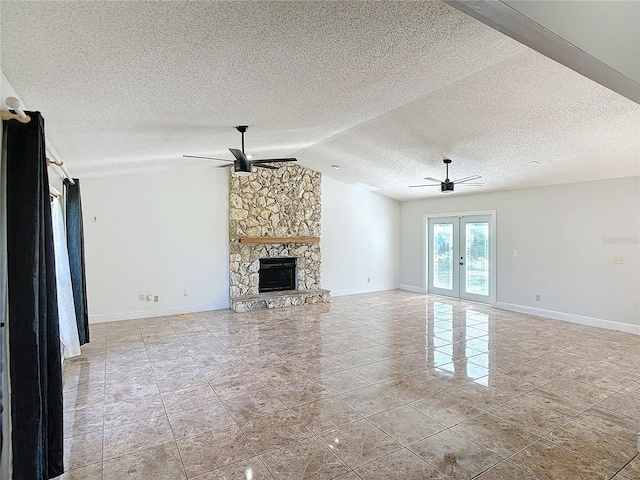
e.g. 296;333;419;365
5;112;64;479
0;121;8;463
64;178;89;345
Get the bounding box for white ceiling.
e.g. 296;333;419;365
2;1;639;201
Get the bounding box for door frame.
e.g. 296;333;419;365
423;210;497;305
427;216;460;298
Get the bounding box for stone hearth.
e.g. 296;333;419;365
230;289;332;313
228;163;330;312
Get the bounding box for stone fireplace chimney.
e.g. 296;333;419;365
228;164;330;312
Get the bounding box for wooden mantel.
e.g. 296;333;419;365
238;237;320;244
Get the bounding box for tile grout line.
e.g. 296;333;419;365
609;452;638;479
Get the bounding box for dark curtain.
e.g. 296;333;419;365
5;112;64;479
0;122;7;465
64;179;89;345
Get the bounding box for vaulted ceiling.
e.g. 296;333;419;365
2;1;639;200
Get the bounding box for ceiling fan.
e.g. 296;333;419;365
410;159;483;194
183;126;297;176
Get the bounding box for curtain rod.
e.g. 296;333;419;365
2;110;76;185
3;96;30;121
46;157;75;186
2;96;77;186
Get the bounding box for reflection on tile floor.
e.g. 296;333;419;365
57;291;640;479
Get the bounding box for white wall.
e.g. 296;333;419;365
400;177;640;331
81;166;230;322
322;176;400;296
81;168;402;321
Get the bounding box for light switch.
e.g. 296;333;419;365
513;250;519;257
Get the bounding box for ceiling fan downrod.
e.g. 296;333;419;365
444;158;452;181
236;125;248;154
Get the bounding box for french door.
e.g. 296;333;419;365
428;215;493;303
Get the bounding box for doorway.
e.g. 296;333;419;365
427;213;495;304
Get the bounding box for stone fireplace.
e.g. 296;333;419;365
228;163;330;312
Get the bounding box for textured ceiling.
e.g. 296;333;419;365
2;1;639;200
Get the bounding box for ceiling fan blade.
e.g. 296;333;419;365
451;175;482;184
251;158;298;164
410;184;441;188
183;155;233;162
422;177;442;183
254;164;279;170
457;183;484;186
229;148;248;162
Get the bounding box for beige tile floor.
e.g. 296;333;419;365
58;290;640;479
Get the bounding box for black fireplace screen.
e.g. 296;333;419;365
259;257;296;293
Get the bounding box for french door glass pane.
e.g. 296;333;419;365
433;224;454;290
465;222;489;296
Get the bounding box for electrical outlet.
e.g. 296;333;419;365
367;277;371;283
183;289;188;296
614;256;624;264
139;294;145;301
154;295;159;302
535;294;541;302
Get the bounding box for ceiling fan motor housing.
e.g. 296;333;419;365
441;181;454;193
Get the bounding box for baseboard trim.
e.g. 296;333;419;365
398;284;427;294
89;302;230;323
496;302;640;335
330;286;399;297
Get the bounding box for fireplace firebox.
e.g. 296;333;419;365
259;257;296;293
